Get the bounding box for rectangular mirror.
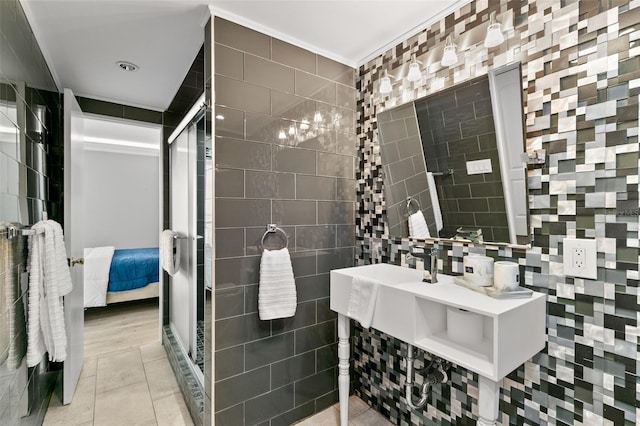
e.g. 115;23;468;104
378;63;530;246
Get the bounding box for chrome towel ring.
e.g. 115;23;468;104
406;197;421;215
259;224;289;250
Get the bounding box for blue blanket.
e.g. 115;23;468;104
108;248;159;292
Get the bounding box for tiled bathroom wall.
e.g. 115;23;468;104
0;0;62;423
356;0;640;424
210;17;357;425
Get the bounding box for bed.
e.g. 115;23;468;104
84;247;160;307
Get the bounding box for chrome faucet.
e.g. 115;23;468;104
408;244;439;283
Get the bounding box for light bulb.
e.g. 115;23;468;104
407;62;422;82
379;74;392;94
215;114;225;120
484;12;504;48
278;129;286;140
313;111;323;123
288;124;296;136
441;36;458;67
300;119;310;130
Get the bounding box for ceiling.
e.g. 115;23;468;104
22;0;469;111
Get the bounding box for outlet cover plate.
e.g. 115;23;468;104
563;238;597;279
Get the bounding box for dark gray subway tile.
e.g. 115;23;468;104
335;132;357;156
271;39;316;73
296;225;336;250
296;175;336;200
214;17;270;59
273;200;316;225
215;44;244;80
316;298;336;322
272;146;316;174
215;228;245;258
272;300;317;334
294;320;336;354
215;256;261;288
336;84;356;111
295;70;336;104
396;135;423;159
215;137;271;170
214;403;244;426
244;384;295;425
316;389;339;412
336;225;355;248
246;113;287;144
271;91;317;121
293;367;337;406
287;251;316;278
214;365;270;410
214;106;244;139
215;313;271;350
379;118;408;143
296;129;337;153
215;345;245;381
245;170;295;199
316;343;338;372
317;56;354;86
216;287;245;319
215;168;244;198
215;76;271;114
296;273;330;302
317;247;355;274
244;284;258;314
269;401;315;426
245;54;295;93
317;201;354;225
270;351;316;389
216;198;271;228
335;178;356;201
245;333;295;370
317;152;353;178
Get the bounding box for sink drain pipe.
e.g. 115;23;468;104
405;344;449;409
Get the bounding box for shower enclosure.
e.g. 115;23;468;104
167;94;208;392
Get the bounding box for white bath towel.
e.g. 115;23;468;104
408;211;430;239
426;172;443;233
83;246;115;308
160;230;181;276
347;276;381;328
258;248;296;320
26;220;73;366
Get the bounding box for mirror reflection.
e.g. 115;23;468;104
378;63;530;246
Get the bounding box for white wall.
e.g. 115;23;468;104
82;116;161;249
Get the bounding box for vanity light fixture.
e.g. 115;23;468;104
440;36;458;67
278;129;286;140
484;11;505;48
313;111;323;123
288;124;296;136
407;54;423;82
379;69;393;94
300;118;310;130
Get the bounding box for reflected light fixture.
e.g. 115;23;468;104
484;11;505;48
379;70;393;94
440;35;458;67
300;119;310;130
278;129;286;140
288;124;296;136
313;111;323;123
407;54;422;82
215;114;224;120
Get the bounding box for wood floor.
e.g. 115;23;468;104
43;299;193;426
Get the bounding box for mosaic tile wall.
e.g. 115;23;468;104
355;0;639;424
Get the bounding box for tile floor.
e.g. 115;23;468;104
295;395;393;426
43;299;193;426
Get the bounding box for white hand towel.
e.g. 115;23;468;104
26;220;73;366
258;248;296;320
161;230;180;276
426;172;443;233
347;276;381;328
408;211;430;239
83;246;115;308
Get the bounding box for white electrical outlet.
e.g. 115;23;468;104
563;238;597;279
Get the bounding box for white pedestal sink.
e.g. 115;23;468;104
330;263;546;426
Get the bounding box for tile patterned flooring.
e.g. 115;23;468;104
295;396;393;426
43;299;193;426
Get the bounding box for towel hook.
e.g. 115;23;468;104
259;224;289;250
406;197;421;215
